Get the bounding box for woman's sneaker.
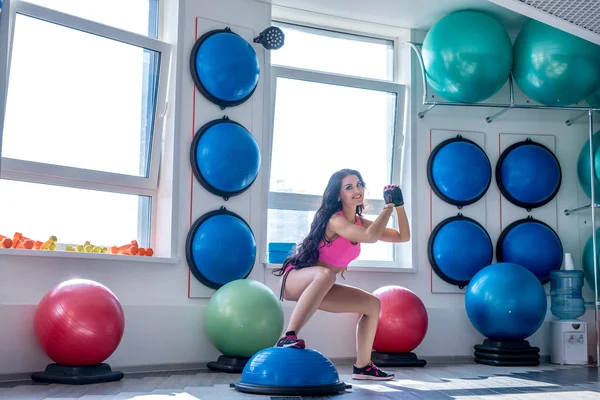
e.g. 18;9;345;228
352;362;394;381
276;334;305;349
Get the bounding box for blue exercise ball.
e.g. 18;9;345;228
496;218;563;283
234;347;347;396
577;130;600;203
428;137;491;206
496;140;561;209
186;209;256;289
422;10;512;103
191;118;260;200
428;216;493;288
465;263;547;341
191;28;260;108
513;19;600;106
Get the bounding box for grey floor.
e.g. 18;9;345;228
1;362;600;399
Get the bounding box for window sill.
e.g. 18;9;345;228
263;263;416;273
0;248;179;264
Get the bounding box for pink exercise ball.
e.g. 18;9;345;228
34;279;125;365
372;285;429;353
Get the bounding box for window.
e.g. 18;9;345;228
266;23;410;269
0;1;169;251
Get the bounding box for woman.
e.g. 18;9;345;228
272;168;410;381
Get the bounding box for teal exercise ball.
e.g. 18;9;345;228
582;229;600;291
577;130;600;202
204;279;284;357
587;86;600;111
513;19;600;106
421;10;512;103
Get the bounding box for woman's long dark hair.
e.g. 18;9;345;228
273;169;366;276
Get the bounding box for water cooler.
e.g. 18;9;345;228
549;254;588;365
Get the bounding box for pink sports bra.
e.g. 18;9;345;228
318;211;362;268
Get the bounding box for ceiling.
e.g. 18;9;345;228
264;0;529;31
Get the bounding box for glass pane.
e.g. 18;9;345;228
24;0;159;37
270;78;396;199
267;209;393;263
0;179;150;248
356;213;394;262
3;15;159;177
271;23;394;81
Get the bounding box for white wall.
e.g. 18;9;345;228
1;1;600;377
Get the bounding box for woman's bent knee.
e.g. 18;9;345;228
367;294;381;317
314;267;337;286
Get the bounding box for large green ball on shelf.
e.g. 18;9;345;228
582;229;600;291
587;86;600;112
513;19;600;106
577;130;600;202
421;10;513;103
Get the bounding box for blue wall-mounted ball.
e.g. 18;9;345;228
496;218;563;283
428;215;493;288
465;263;547;341
186;208;256;289
427;136;491;207
234;347;348;396
191;117;260;200
496;140;561;210
190;28;260;108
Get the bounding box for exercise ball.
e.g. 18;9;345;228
234;347;347;395
191;117;260;199
34;279;125;366
427;136;492;207
190;28;260;108
372;286;428;353
513;19;600;106
582;228;600;291
186;208;256;289
496;140;561;209
422;10;512;103
465;263;547;340
588;86;600;111
428;216;493;287
496;218;562;283
577;130;600;202
205;279;284;357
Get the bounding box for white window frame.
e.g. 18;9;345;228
264;24;411;270
0;0;171;249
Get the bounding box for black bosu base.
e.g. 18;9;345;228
207;355;250;373
232;381;351;396
372;351;427;367
31;363;124;385
474;339;540;366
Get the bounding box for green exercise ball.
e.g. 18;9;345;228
582;229;600;291
577;130;600;202
513;19;600;106
587;86;600;112
421;10;513;103
204;279;284;357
